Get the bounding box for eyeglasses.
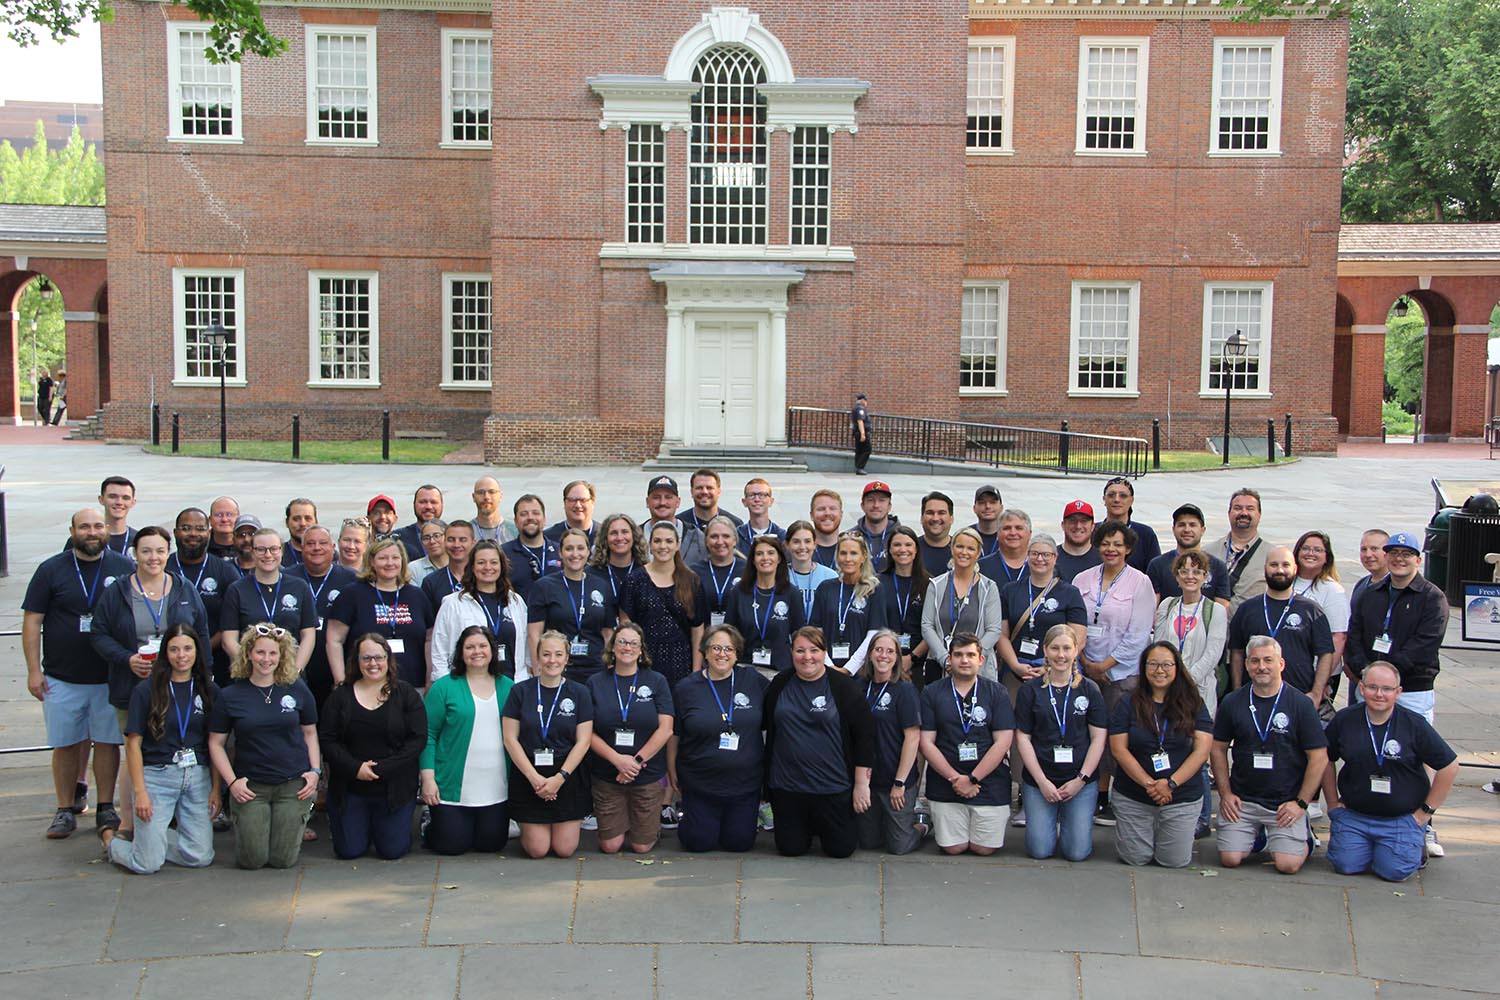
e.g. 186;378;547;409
421;532;445;542
359;653;387;663
706;644;736;654
1144;661;1176;672
745;492;771;500
252;545;282;554
612;637;641;648
1385;550;1418;560
1361;684;1399;695
250;624;288;638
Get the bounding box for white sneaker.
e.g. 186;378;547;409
1483;780;1500;794
508;819;521;839
1307;801;1323;819
1010;807;1027;828
580;814;598;831
1425;826;1445;858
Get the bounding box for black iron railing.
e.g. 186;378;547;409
787;407;1148;478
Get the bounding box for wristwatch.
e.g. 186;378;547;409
1294;797;1309;810
559;768;571;780
309;767;322;776
892;778;906;788
1421;802;1437;816
634;754;645;765
1166;777;1178;791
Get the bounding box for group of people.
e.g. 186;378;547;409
33;366;66;426
21;470;1461;882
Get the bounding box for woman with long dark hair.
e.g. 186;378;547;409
879;526;931;685
724;535;805;677
618;520;704;686
429;539;529;682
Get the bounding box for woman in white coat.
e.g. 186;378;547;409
430;540;529;683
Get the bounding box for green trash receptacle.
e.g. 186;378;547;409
1426;506;1456;594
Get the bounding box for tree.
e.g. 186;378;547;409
0;120;104;205
1344;0;1500;222
14;280;66;403
1384;309;1426;412
2;0;284;63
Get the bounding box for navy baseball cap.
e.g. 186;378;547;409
647;476;679;495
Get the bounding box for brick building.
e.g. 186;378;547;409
98;0;1348;460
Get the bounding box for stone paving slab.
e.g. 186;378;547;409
0;875;118;972
309;947;462;1000
459;944;657;999
1347;889;1500;994
656;943;809;1000
426;855;579;946
137;953;312;1000
106;865;298;960
0;960;144;999
738;857;882;944
571;855;738;944
810;944;1080;999
287;855;439;950
1081;954;1376;999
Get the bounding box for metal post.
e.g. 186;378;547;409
382;410;391;461
1152;418;1161;470
1381;421;1388;444
218;350;227;456
151;403;160;447
1059;420;1070;474
292;414;301;460
0;491;9;578
1266;419;1275;462
1283;413;1293;458
171;412;180;453
1222;372;1233;466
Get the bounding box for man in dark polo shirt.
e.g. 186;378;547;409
1227;546;1335;702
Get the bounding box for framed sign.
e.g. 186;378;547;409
1461;581;1500;643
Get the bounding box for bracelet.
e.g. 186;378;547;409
892;778;906;788
231;776;247;786
558;768;571;780
1421;802;1437;816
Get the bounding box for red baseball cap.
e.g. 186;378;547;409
1062;500;1095;521
367;494;397;514
862;481;892;497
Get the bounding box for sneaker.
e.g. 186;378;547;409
1251;828;1267;854
508;819;521;840
1010;806;1027;828
660;804;681;830
1483;780;1500;794
914;810;931;837
757;802;775;831
213;812;232;833
1307;801;1323;819
1194;821;1212;840
70;781;89;814
1425;826;1444;858
1093;801;1116;827
45;808;76;839
580;814;599;832
94;804;121;832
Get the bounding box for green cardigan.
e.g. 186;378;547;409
420;672;515;803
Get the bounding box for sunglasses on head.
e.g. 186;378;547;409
250;623;288;638
342;517;370;528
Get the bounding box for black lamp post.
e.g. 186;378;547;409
202;322;230;455
1221;329;1249;466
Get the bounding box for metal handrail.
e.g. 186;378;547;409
786;407;1148;477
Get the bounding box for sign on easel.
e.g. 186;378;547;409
1461;581;1500;643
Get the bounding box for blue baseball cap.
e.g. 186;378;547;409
1383;532;1421;554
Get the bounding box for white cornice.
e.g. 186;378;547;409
968;0;1335;20
256;0;487;11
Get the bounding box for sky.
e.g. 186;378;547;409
0;22;103;105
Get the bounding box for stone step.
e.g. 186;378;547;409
642;447;808;474
64;411;103;441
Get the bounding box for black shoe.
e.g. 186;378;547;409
46;809;76;839
1093;801;1117;827
70;781;89;814
1194;821;1212;840
95;803;121;832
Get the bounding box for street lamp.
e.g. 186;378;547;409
1221;329;1249;466
201;321;230;455
28;316;37;424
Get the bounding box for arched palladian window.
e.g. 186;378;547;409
690;45;767;246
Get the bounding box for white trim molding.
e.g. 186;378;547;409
1198;280;1274;399
664;7;795;84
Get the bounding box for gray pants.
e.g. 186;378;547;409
233;777;313;869
1112;793;1200;869
855;786;923;855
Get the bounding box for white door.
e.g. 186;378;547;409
691;318;760;446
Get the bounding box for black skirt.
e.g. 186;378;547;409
506;765;593;824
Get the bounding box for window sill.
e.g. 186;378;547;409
172;378;249;388
965;149;1014;157
1207;149;1283;159
307;380;381;389
1067;389;1140;399
304;138;379;147
167;135;244;145
600;242;856;262
1073;149;1148;158
1197;390;1272;400
439;381;492;392
439;141;492;151
959;387;1008;397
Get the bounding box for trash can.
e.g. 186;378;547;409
1443;511;1500;606
1426;506;1457;593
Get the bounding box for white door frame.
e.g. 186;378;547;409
685;311;764;447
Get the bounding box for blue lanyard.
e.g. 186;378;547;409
73;554;103;609
374;587;403;634
1366;710;1393;769
1047;680;1071;739
950;678;977;735
1381;592;1398;635
792;570;817;619
523;544;548;578
1262;595;1293;638
862;524;888;556
894;576;913;622
477;592;503;633
1174;598;1203;641
867;680;890;709
835;581;860;635
563;576;587;635
444;568;461;594
1156;712;1170;751
982;532;999;558
176;557;207;592
284;545;302;566
171;680;194;744
605;564;631;600
536;681;563;741
1248;685;1285;745
256;576;282;621
1092;569;1123;623
707;671;735;724
614;671;638;722
753;587;774;640
306;571;332;607
135;574;165;633
997;557;1023;583
708;561;739;607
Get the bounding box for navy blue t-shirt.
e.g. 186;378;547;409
723;584;805;672
1212;683;1328;808
586;668;675;784
125;678;220;766
503;678;594;776
329;582;435;688
221;574;318;637
977;553;1027;589
673;668;766;800
920;676;1014;806
1108;698;1213;805
526;572;618;680
22;550;133;684
917;538;952;577
1015;675;1106;787
693;559;745;625
168;553;240;638
1228;595;1335;693
1146;550;1232;602
1000;579;1089;664
1325;704;1456;817
864;678;920;791
421;566;465;617
287;564;357;693
502;538;561;603
1054;547;1101;584
768;674;850;795
813;542;838;569
878;574;926;653
208;677;317;784
809;578;887;666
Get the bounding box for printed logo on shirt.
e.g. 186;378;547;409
559;698;577;716
281;594;299;610
201;578;218;594
810;695;828;713
1072;696;1089;715
1271;712;1290;734
590;590;604;608
327;589;341;604
279;694;298;714
635;685;654;703
773;601;788;619
733;692;751;708
1042;598;1059;612
193;694;204;713
971;704;989;724
1284;613;1304;630
876;691;893;709
104;576;118;588
374;602;413;627
852;596;866;611
1385;739;1402;757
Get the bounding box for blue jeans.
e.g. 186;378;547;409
1198;764;1214;826
328;793;417;860
1021;780;1098;861
1327;807;1426;882
107;762;214;874
677;790;759;853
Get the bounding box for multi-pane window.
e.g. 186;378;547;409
1203;283;1272;393
1070;282;1138;394
966;40;1013;151
1078;40;1148;153
689;45;768;246
309;273;378;385
168;26;239;140
307;27;376;143
1212;40;1282;154
444;275;492;386
174;269;245;384
960;284;1008;393
443;30;491;145
626;124;665;243
789;126;830;246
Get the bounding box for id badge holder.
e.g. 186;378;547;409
1370;776;1392;794
1018;638;1039;657
832;643;851;660
1253;753;1274;770
752;647;772;666
710;612;726;627
958;742;979;763
898;633;912;652
1372;634;1393;654
388;638;406;654
533;748;554;767
719;731;740;751
316;616;326;631
497;644;508;664
78;614;92;633
1054;746;1075;765
1151;752;1171;773
1086;624;1104;640
614;729;636;749
174;749;197;769
570;639;590;656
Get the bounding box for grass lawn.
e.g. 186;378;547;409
142;439;465;464
1151;451;1296;472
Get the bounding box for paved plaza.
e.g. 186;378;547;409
1;437;1498;998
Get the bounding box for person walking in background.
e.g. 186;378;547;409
49;367;67;425
35;367;53;425
851;392;871;475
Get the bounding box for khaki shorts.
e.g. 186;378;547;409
1217;800;1310;857
930;801;1009;850
591;779;662;846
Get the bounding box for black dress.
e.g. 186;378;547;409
619;568;705;687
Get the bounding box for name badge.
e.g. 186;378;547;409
173;748;197;769
570;639;589;656
958;742;979;762
388;638;406;654
1019;638;1039;657
1054;746;1075;764
752;647;772;666
316;616;325;630
78;614;93;633
898;633;912;651
497;644;508;663
1151;752;1171;773
533;748;554;767
719;731;740;751
1253;753;1274;770
1372;634;1393;654
1086;625;1104;639
832;643;851;660
710;612;726;627
1370;776;1392;795
614;729;635;749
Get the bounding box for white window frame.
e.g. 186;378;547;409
1199;281;1274;398
441;272;493;390
625;123;667;244
1075;37;1149;157
1209;38;1283;157
166;23;242;143
173;267;247;387
960;281;1008;396
789;125;830;247
1068;280;1140;398
307;270;379;388
440;28;492;149
966;38;1015;155
304;25;378;146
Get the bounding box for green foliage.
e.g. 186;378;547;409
1232;0;1352;20
1384;307;1426;411
143;439;464;464
0;121;104;205
1345;0;1500;222
2;0;284;62
1382;400;1416;436
15;280;66;402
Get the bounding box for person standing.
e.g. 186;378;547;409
395;485;445;561
854;481;898;566
48;366;66;424
421;519;475;613
678;469;744;533
220;527;318;673
35;366;53;425
287;524;357;709
280;498;318;569
586;624;676;854
724;535;806;677
878;526;930;683
503;495;561;602
208;496;240;560
325;536;435;690
977;508;1032;588
619;521;705;688
692;515;744;629
526;528;616;684
809;533;887;672
970;485;1004;558
809;490;845;568
1055;500;1101;583
917;491;955;576
1146;503;1231;605
409;519;449;583
850;392;872;475
471;477;519;545
854;630;926;855
785;520;837;625
736;478;784;551
1209;488;1270;613
544;480;598;546
920;528;1003;680
429;539;529;683
168;507;241;688
1226;547;1335;704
